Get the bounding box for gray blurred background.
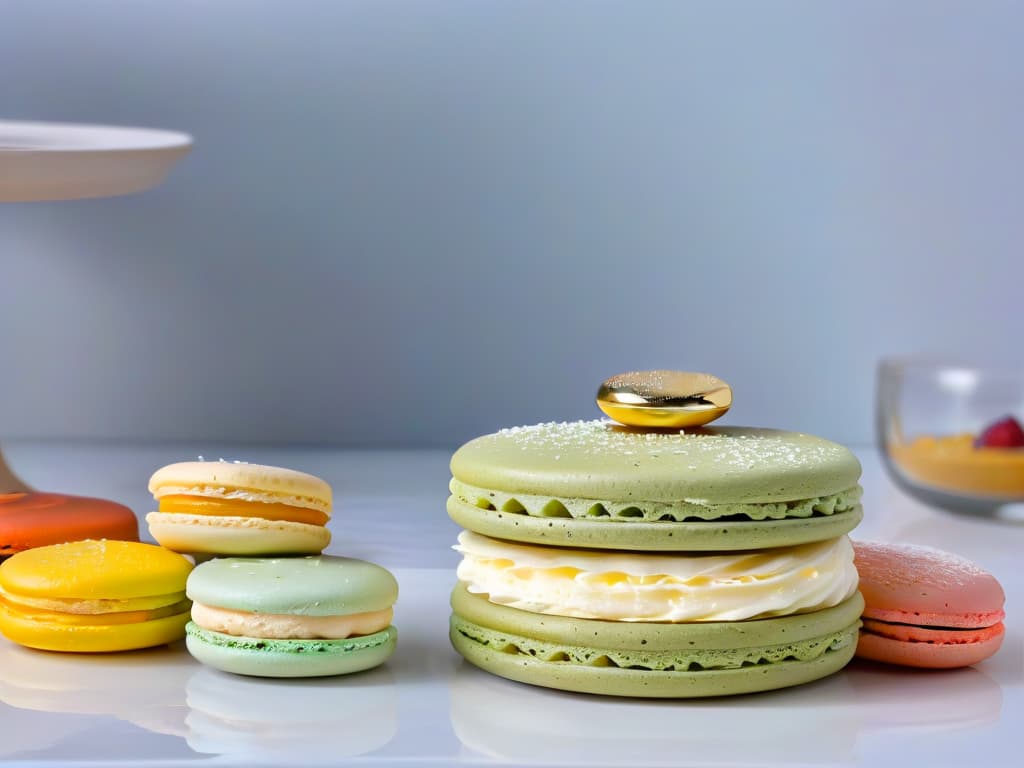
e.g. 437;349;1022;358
1;0;1021;448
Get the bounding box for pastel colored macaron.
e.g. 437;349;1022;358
853;541;1005;668
1;492;138;557
185;555;398;678
449;421;863;551
147;461;331;555
0;540;193;652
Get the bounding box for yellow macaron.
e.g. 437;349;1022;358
0;539;193;652
146;461;332;556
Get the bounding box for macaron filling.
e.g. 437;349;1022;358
859;605;1005;630
0;590;188;614
191;602;393;640
150;470;330;514
861;617;1005;645
1;595;192;626
455;531;859;622
156;495;329;527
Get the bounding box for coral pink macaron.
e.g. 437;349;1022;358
853;541;1005;669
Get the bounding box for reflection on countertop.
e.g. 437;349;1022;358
0;641;192;735
0;640;197;761
846;659;1002;732
0;635;402;763
449;664;860;766
185;665;398;759
449;658;1002;766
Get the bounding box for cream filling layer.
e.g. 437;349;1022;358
151;485;329;514
0;589;187;615
191;603;393;639
455;531;858;622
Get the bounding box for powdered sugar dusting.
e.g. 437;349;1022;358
854;541;993;588
490;419;847;470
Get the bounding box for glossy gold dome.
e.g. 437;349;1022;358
596;370;732;428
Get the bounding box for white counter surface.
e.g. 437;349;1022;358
0;441;1020;767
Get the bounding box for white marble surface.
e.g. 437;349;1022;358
0;442;1020;767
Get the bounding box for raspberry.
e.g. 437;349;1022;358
974;416;1024;448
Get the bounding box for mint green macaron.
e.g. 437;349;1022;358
186;556;398;678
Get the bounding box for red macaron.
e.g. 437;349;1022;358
1;492;139;557
853;541;1005;669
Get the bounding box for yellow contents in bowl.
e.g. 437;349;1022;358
890;434;1024;498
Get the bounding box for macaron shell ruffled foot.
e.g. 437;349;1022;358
185;555;398;678
0;540;193;652
853;541;1005;668
146;461;331;555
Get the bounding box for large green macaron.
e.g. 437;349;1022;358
186;556;398;678
449;421;862;550
450;585;863;698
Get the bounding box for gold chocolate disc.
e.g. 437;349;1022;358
596;371;732;428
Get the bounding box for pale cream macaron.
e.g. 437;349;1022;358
146;461;332;556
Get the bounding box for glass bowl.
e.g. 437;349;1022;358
877;359;1024;517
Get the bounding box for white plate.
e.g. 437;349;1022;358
0;120;192;202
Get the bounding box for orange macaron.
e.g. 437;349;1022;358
1;492;138;557
853;541;1005;669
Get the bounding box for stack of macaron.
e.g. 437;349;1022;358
447;371;867;697
146;460;398;678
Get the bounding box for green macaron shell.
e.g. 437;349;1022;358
186;623;397;678
186;556;398;616
450;586;863;697
452;584;864;650
451;630;857;698
451;421;861;505
450;617;857;672
448;495;863;551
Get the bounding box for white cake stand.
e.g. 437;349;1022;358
0;119;192;490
